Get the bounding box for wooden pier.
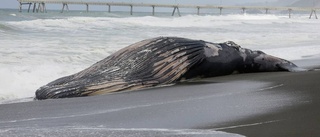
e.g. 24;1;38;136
18;0;319;19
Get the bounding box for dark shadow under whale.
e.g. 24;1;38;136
35;37;307;100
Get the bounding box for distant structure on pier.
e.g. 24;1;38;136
17;0;319;19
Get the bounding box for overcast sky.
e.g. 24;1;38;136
1;0;278;9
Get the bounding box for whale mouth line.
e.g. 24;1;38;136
35;79;128;100
35;84;84;100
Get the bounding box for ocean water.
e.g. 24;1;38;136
0;9;320;103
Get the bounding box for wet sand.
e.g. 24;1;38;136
0;58;319;136
218;70;320;137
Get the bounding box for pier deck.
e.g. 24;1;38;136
17;0;319;19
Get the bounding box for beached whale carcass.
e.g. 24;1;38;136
35;37;306;100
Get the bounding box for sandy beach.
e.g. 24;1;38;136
0;57;319;136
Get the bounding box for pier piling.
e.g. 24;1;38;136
219;7;222;15
172;6;181;16
289;9;292;18
242;8;246;14
32;3;36;12
152;6;155;16
197;7;200;15
265;8;269;14
107;4;111;12
309;10;318;19
27;3;31;12
19;2;22;12
86;4;89;12
176;7;181;16
172;7;175;16
37;3;40;12
61;3;69;13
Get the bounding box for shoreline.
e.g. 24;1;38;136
0;57;319;136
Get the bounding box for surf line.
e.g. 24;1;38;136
213;119;283;130
257;84;284;91
70;127;243;136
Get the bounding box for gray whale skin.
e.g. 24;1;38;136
35;37;306;100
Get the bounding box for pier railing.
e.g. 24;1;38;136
17;0;319;19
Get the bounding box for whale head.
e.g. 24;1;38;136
35;66;132;100
239;49;308;73
35;75;87;100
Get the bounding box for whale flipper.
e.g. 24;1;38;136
35;37;208;99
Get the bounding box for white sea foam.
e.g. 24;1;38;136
6;14;296;31
1;13;320;103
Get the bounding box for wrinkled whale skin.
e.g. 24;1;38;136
35;37;304;99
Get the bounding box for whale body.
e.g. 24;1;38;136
35;37;305;100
